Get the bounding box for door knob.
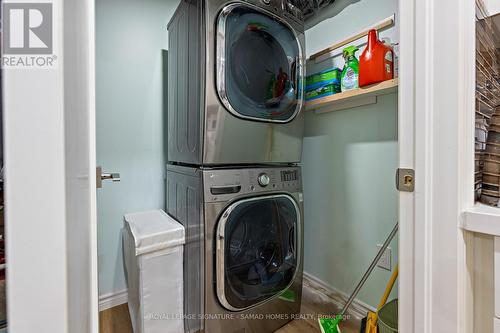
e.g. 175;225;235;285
96;166;120;189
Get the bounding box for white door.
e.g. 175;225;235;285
3;0;98;332
398;0;474;332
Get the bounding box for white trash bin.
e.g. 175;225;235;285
123;210;185;333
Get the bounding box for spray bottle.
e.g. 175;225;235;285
340;45;360;91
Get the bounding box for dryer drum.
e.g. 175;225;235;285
218;5;302;121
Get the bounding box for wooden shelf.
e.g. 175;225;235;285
305;78;399;113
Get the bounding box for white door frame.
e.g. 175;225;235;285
4;2;69;331
4;0;475;331
63;0;99;332
397;0;416;330
398;0;475;332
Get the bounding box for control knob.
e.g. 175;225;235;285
257;173;270;187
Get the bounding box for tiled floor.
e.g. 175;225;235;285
99;282;360;333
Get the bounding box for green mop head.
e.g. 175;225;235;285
318;314;343;333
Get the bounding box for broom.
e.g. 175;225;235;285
363;263;398;333
318;223;399;333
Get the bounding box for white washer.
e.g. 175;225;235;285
166;164;303;333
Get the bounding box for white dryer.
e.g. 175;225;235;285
167;0;305;165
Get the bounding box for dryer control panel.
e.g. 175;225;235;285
282;1;304;22
245;0;304;23
203;166;302;202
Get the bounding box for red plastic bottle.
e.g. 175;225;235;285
359;29;394;87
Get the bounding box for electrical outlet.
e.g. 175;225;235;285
377;244;392;271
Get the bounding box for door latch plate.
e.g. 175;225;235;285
96;166;103;189
396;168;415;192
96;166;120;189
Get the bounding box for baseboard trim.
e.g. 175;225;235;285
99;289;128;312
98;276;374;317
303;271;376;320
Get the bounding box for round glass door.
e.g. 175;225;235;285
216;195;299;311
216;4;303;123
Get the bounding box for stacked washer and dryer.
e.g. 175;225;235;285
166;1;306;332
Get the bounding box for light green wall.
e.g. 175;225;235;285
305;0;399;57
95;0;399;307
96;0;180;296
302;0;399;308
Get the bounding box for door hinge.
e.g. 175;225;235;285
396;168;415;192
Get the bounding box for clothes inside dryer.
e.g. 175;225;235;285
222;6;301;122
220;195;299;310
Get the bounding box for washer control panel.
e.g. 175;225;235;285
203;166;302;202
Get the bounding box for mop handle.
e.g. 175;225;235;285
377;263;399;310
340;222;399;317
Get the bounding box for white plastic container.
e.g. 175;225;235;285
123;210;185;333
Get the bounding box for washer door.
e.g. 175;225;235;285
216;194;299;311
216;4;303;123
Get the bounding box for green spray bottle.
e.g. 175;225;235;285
340;45;359;91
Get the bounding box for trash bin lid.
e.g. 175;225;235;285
124;210;185;255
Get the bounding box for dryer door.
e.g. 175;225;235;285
216;4;303;123
216;194;300;311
